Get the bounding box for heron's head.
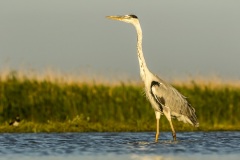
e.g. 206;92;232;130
106;14;139;24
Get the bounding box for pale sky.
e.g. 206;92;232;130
1;0;240;81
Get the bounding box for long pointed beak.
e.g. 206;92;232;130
106;15;124;21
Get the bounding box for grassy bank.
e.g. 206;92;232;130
0;71;240;132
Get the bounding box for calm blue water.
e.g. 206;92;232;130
0;132;240;160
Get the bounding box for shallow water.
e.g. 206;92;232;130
0;132;239;160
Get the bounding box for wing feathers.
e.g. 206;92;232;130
151;81;199;127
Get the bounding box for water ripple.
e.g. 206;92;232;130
0;132;240;159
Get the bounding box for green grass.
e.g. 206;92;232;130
0;71;240;132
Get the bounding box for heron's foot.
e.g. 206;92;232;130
172;132;176;141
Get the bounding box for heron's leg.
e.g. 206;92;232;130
164;108;176;141
155;111;161;142
168;118;176;141
165;111;176;141
155;118;159;142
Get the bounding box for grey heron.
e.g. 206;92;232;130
106;14;199;141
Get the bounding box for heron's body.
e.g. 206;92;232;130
106;14;199;141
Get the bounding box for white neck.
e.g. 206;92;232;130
133;21;149;81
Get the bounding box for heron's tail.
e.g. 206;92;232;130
191;117;199;127
176;113;199;127
187;104;199;127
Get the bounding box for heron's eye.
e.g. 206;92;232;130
129;14;138;19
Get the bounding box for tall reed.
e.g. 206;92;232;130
0;71;240;132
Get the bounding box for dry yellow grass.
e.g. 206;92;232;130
172;75;240;89
0;68;144;87
2;69;240;90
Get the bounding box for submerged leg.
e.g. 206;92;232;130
155;111;161;142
